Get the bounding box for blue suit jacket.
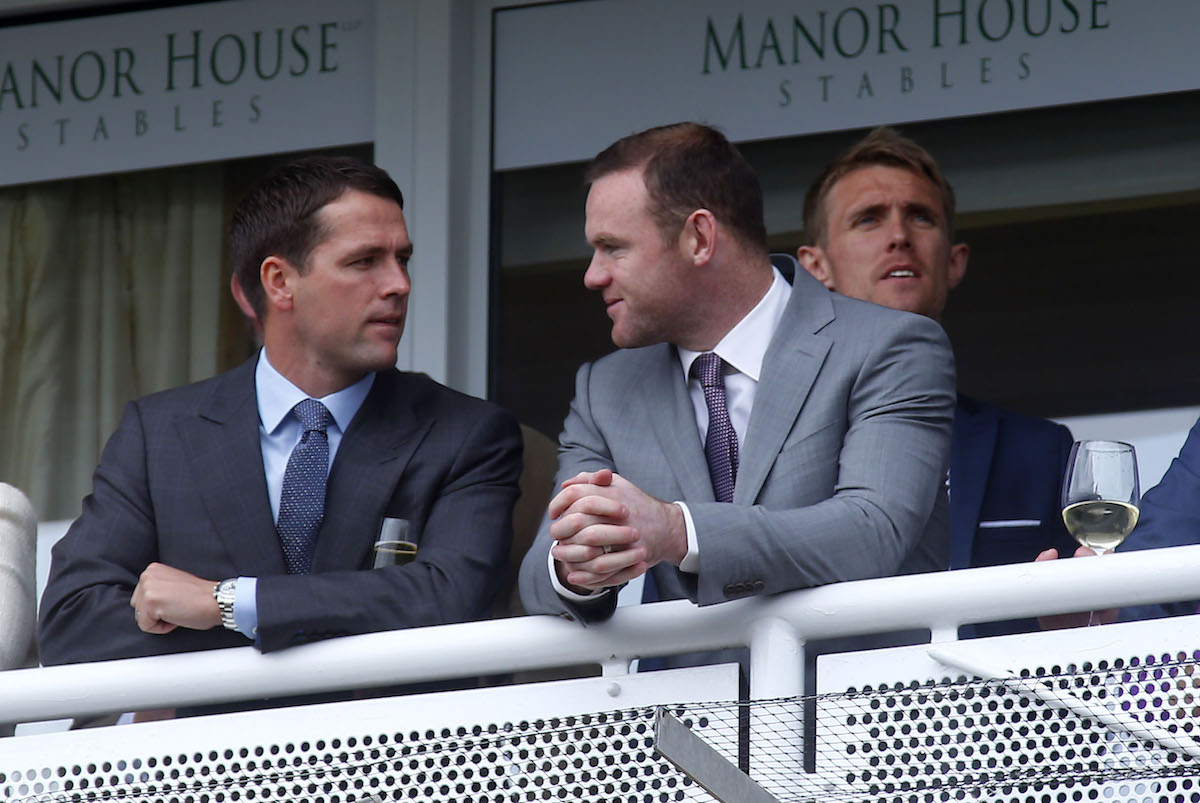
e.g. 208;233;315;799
951;395;1076;637
1119;415;1200;620
39;356;522;662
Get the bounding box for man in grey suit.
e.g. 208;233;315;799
518;122;955;661
40;156;522;664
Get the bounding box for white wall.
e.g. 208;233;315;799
1056;406;1199;491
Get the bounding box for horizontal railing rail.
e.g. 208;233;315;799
4;543;1199;725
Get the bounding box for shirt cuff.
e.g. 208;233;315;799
232;576;258;640
675;501;700;574
547;547;613;602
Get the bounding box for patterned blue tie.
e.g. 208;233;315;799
276;399;332;574
693;352;738;503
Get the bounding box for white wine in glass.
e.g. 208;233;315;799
1060;440;1140;556
1060;499;1139;553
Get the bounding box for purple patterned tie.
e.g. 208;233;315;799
276;399;332;574
693;352;738;503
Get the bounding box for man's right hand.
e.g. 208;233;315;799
1035;546;1119;629
131;562;222;634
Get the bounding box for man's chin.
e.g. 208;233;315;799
360;343;401;372
608;315;668;349
872;290;929;318
610;328;646;349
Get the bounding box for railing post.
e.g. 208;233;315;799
601;657;631;676
750;616;804;698
749;617;805;790
930;624;960;642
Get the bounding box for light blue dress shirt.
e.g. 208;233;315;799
230;349;373;639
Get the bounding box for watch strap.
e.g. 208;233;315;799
213;578;238;631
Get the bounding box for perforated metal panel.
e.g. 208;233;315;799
812;615;1200;802
0;664;740;803
9;622;1198;802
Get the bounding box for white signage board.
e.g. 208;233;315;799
494;0;1200;170
0;0;374;186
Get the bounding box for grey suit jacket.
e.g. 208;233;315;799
39;356;522;662
519;269;954;633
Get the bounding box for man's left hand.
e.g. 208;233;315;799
131;562;221;634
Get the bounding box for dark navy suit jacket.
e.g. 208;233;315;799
952;394;1076;637
39;356;522;663
1119;415;1200;620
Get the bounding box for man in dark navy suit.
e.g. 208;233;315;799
797;128;1077;636
40;156;522;664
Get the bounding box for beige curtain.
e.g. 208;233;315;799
0;166;224;521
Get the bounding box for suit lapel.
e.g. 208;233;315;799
735;270;833;505
949;395;997;570
177;358;285;576
639;346;715;503
313;370;432;571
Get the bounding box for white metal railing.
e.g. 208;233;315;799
4;543;1200;725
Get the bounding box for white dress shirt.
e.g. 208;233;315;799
230;349;374;638
553;267;792;606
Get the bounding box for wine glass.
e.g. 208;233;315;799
1060;440;1140;624
373;518;418;568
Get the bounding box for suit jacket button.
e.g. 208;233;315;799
752;580;764;592
723;584;735;597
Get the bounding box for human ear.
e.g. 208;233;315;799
260;256;298;312
796;245;836;289
947;243;969;289
680;209;717;266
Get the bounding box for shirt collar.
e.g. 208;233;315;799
255;349;375;435
677;266;792;382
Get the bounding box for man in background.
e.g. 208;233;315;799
40;156;522;665
519;122;955;669
796;127;1076;636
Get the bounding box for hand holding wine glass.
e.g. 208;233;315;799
1059;440;1140;624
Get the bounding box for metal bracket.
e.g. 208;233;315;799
653;708;782;803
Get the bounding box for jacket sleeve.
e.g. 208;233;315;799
1119;417;1200;620
518;361;620;624
38;402;248;665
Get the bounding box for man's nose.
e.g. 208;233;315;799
886;215;912;249
583;255;608;290
383;259;411;296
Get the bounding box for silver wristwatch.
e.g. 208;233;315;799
213;578;238;631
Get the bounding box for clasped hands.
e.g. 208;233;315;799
130;562;221;634
549;468;687;594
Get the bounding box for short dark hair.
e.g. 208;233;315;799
230;155;405;321
803;127;957;245
584;122;768;255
